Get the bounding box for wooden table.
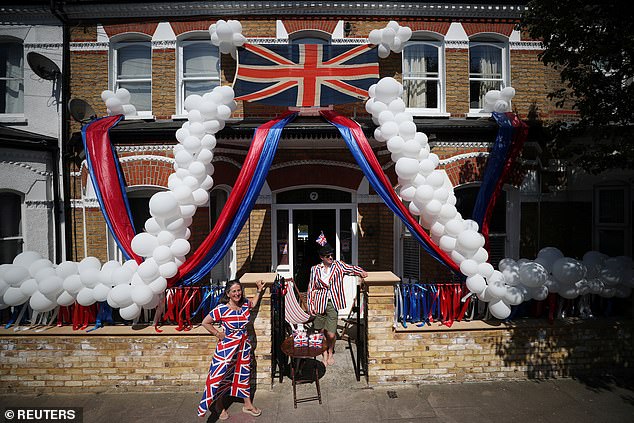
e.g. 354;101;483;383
281;336;328;408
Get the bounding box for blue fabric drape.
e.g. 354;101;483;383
471;112;514;227
180;113;296;285
326;118;455;269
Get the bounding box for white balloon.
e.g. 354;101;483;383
457;230;482;253
460;259;479;277
478;262;495;278
119;303;142;321
131;233;159;258
504;285;525;305
138;259;160;282
20;278;39;296
170;239;191;257
368;29;382;44
488;300;511;319
399;184;416;202
149;277;168;295
386;136;405;154
4;287;28;306
39;276;63;296
377;43;390;58
395;157;419;180
131;284;154;306
149;192;180;219
144;218;162;235
13;251;42;268
28;259;53;279
30;290;56;312
93;283;111;302
552;257;586;285
63;274;83;294
466;275;486;294
110;284;133;308
57;291;76;307
439;235;456;252
398;121;417;140
518;262;548;288
79;268;100;289
159;262;178;279
76;287;96;306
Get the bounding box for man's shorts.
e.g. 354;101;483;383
312;300;338;334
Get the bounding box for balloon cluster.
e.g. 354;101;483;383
101;88;138;118
0;86;237;321
482;87;515;113
367;77;634;319
209;19;246;59
368;21;412;58
499;249;633;304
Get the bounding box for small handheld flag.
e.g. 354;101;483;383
316;231;327;246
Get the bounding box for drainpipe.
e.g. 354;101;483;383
50;0;71;261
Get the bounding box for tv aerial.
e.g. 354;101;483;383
68;98;97;124
26;52;61;81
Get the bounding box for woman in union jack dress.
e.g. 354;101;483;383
198;279;266;420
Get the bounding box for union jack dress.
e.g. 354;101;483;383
197;300;252;417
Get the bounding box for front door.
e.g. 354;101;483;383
293;209;336;291
273;188;357;291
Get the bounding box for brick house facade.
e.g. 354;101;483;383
65;7;572;285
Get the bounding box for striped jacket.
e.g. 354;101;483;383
307;260;365;314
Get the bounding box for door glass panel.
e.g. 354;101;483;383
277;209;289;266
340;209;352;263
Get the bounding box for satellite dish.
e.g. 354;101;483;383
27;52;61;81
68;98;97;123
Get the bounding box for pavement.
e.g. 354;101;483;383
2;341;633;423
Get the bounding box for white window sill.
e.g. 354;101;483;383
171;114;187;120
466;111;492;118
124;114;155;121
407;110;451;118
0;114;27;124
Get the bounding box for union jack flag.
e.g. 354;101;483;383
234;43;379;107
316;231;328;246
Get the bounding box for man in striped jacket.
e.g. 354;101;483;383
308;242;367;366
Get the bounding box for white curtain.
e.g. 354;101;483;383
475;45;502;107
404;45;428;107
1;41;24;114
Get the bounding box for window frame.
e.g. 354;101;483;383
401;39;447;116
109;36;153;117
288;30;332;44
593;182;631;256
468;39;509;116
0;191;24;264
0;37;25;119
176;34;221;116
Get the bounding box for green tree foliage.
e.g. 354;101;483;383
523;1;634;173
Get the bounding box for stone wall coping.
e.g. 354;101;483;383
239;272;278;284
363;271;401;285
0;325;211;337
394;317;634;333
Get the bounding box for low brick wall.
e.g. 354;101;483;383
365;276;634;385
0;282;272;394
1;273;632;394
